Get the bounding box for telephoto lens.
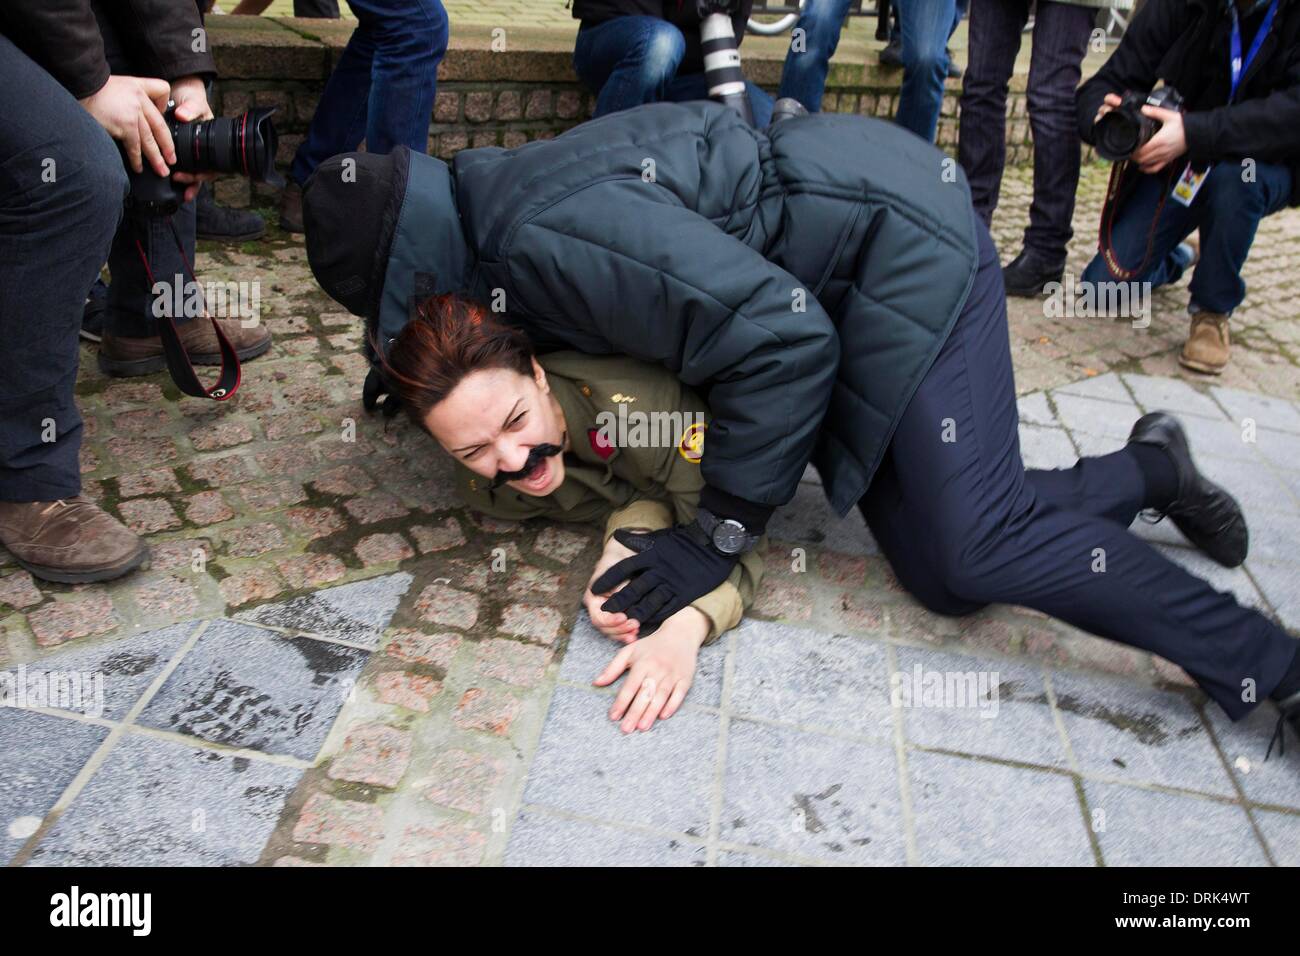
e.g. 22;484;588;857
170;107;285;187
697;1;753;125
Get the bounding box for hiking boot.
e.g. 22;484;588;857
879;33;903;68
279;181;305;234
98;316;272;377
196;183;266;242
0;497;148;584
1179;312;1230;375
1128;412;1248;568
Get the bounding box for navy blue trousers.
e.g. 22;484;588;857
859;213;1297;720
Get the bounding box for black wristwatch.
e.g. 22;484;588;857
693;507;760;556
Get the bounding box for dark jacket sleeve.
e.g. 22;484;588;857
104;0;216;83
0;1;110;99
1182;47;1300;167
1078;0;1188;144
503;181;840;511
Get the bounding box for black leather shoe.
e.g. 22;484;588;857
1128;412;1249;568
1266;689;1300;761
196;183;266;242
879;34;903;67
1001;249;1064;297
946;48;962;79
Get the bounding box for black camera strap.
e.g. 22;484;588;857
131;216;242;402
1097;160;1179;282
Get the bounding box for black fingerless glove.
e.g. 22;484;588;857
592;523;739;627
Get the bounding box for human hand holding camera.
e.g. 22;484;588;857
169;76;219;203
79;75;175;178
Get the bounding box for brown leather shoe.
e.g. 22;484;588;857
0;497;148;583
1179;312;1231;375
98;316;272;377
279;181;304;234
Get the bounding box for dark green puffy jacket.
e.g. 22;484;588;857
373;100;978;516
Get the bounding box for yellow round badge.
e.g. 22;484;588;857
678;421;706;463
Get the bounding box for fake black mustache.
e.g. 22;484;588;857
490;443;564;489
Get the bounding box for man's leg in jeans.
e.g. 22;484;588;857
958;0;1027;225
862;211;1297;720
290;14;377;188
1185;160;1293;315
664;73;775;128
895;0;958;141
354;0;448;157
0;35;147;583
573;17;687;118
0;35;127;503
1080;169;1200;296
1021;0;1097;267
776;0;854;112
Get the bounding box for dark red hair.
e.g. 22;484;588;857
376;294;534;429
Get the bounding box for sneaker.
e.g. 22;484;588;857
0;497;148;584
98;316;272;377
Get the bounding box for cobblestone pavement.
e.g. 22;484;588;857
1;161;1297;866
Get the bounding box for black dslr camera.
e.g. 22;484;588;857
124;102;284;216
1093;85;1186;163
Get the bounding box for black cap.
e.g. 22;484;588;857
302;148;409;322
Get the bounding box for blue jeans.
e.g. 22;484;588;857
0;34;127;499
290;0;448;187
895;0;966;141
1081;161;1292;315
573;16;774;126
777;0;854;112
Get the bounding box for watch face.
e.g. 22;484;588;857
712;520;748;555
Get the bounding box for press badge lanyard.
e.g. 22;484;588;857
1173;0;1279;205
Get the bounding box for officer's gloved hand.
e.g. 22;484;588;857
592;524;739;627
362;366;403;419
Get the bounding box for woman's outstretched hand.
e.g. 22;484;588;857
593;606;709;733
584;536;641;641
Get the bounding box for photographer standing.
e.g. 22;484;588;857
1077;0;1300;375
0;0;245;583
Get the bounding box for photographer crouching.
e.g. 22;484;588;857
1076;0;1300;375
0;0;270;584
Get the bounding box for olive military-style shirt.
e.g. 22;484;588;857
454;351;764;643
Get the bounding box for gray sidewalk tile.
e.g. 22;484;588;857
1202;702;1300;811
1122;373;1227;420
1084;781;1268;866
558;614;725;709
1252;428;1300;474
716;849;800;866
720;717;905;865
764;482;878;555
233;571;412;648
136;619;370;761
1017;391;1057;426
1178;416;1264;463
26;734;302;866
1054;373;1133;405
1210;387;1300;435
909;749;1093;866
895;646;1068;768
730;621;893;738
1243;510;1300;566
1050;392;1139;441
1198;454;1298;516
1018;424;1077;471
0;710;108;865
1050;671;1235;796
1243;561;1300;630
1254;810;1300;866
0;621;195;720
521;686;717;834
505;809;707;866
